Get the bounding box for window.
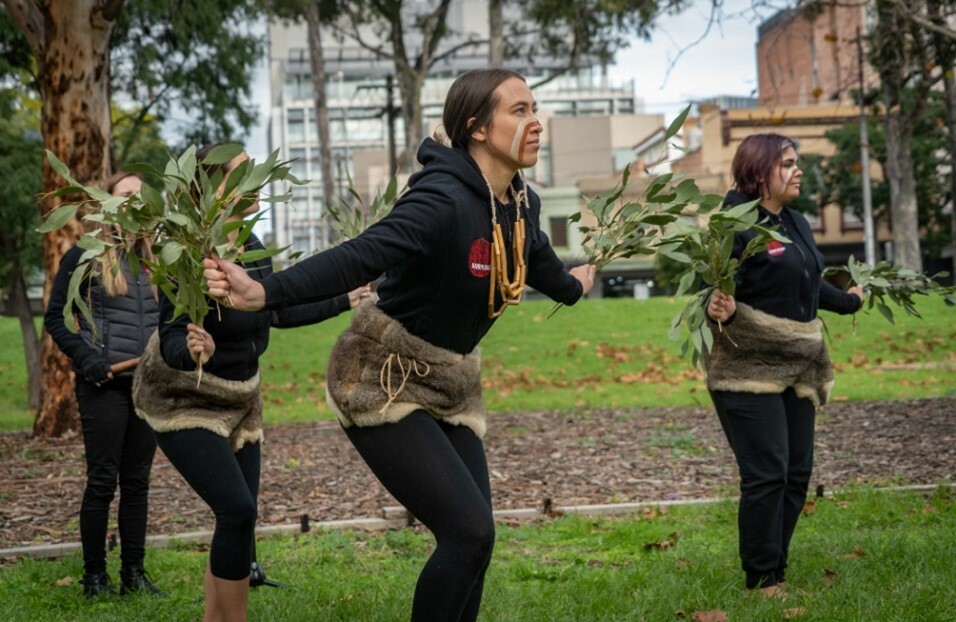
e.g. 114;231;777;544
549;216;568;247
289;148;307;180
287;109;306;143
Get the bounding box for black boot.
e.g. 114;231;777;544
249;561;267;587
81;571;116;598
249;561;281;588
120;565;167;597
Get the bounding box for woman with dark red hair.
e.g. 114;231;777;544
704;133;864;597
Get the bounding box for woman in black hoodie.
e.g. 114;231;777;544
203;69;597;621
705;133;863;597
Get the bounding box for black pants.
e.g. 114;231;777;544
155;428;260;581
76;376;157;575
710;388;815;589
344;410;495;622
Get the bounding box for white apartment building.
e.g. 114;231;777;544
267;0;653;256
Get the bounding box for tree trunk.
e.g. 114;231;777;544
489;0;504;68
396;69;425;171
875;0;923;272
883;111;923;271
3;0;118;436
927;0;956;274
6;260;42;410
305;1;336;249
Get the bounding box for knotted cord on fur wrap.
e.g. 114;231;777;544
326;301;488;437
701;302;835;407
379;353;431;414
132;332;263;451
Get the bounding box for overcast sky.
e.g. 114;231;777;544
608;0;770;119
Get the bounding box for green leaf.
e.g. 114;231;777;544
38;204;80;233
201;143;244;165
665;105;691;141
160;241;186;264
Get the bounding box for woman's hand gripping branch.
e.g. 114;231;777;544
570;264;598;296
707;289;737;323
186;324;215;366
203;257;267;311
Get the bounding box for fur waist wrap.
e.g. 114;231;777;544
702;302;834;407
326;302;487;437
132;332;263;451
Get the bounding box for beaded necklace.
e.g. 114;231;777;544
482;173;528;318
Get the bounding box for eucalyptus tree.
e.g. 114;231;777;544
0;0;266;436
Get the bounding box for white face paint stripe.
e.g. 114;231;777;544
781;165;795;186
511;115;540;161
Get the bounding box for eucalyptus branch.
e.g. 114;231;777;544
824;256;956;326
326;175;403;242
551;107;788;368
40;144;304;383
658;203;788;366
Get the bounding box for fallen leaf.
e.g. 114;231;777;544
693;611;728;622
643;540;675;551
824;568;839;583
844;546;867;558
802;500;816;516
54;576;73;587
783;607;808;619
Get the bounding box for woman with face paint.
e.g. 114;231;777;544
202;69;597;621
704;133;863;598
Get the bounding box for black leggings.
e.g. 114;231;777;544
76;377;157;574
344;410;495;622
711;388;815;589
155;428;260;580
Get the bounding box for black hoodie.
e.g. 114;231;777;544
723;189;861;322
262;138;583;354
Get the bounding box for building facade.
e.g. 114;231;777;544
267;0;649;257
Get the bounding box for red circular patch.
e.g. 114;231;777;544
469;238;491;277
766;240;786;257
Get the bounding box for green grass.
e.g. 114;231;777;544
2;296;954;430
1;485;953;621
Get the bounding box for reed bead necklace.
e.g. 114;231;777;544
482;172;528;318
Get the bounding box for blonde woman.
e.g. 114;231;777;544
44;172;164;597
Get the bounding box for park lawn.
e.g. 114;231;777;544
1;295;953;431
1;485;953;621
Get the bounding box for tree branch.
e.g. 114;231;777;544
529;64;576;89
892;0;956;41
2;0;45;56
420;0;454;65
331;8;400;66
99;0;125;22
427;37;488;68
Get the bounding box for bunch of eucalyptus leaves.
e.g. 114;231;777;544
556;106;786;364
824;256;956;326
40;144;303;379
325;175;402;242
656;201;787;365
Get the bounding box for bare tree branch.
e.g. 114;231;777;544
892;0;956;40
428;37;488;68
329;9;400;66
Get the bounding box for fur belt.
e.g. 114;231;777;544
132;332;263;451
326;302;487;437
702;302;834;407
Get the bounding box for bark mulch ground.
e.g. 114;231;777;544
1;397;953;551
